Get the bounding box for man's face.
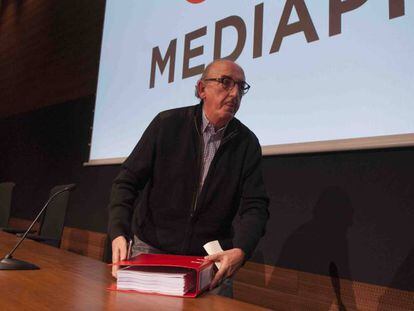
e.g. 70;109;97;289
197;61;246;127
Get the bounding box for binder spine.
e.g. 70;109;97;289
198;264;214;292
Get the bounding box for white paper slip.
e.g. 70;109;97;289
203;240;224;269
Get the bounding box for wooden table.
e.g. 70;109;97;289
0;231;266;310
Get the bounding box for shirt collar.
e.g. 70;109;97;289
202;109;227;134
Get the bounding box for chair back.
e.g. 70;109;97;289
38;184;72;246
0;182;15;227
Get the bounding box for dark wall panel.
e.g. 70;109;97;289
252;149;414;292
0;96;94;220
0;0;105;117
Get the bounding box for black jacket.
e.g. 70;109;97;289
108;103;269;259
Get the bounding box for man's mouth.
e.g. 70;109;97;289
224;103;237;113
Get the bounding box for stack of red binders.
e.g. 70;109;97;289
110;253;214;297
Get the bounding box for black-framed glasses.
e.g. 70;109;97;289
203;76;251;95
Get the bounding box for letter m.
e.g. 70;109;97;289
149;39;177;89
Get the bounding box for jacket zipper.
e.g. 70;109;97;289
192;119;238;214
180;117;203;254
181;116;238;254
191;116;203;216
197;128;238;205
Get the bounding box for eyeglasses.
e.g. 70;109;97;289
203;76;251;95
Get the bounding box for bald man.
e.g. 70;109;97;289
108;59;269;293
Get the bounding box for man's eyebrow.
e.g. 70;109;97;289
221;75;245;82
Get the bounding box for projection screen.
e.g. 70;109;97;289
88;0;414;165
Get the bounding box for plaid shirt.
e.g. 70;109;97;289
200;110;227;189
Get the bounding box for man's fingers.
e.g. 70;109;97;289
119;244;127;261
112;264;119;278
111;236;128;279
112;244;120;262
111;244;121;278
210;265;227;289
204;252;222;261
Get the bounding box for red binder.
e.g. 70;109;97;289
109;253;214;297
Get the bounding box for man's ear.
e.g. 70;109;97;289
197;80;206;99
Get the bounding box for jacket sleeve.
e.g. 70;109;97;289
232;135;270;260
107;114;160;242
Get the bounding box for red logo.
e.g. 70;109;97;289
186;0;205;3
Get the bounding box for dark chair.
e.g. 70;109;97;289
5;184;73;248
0;182;15;228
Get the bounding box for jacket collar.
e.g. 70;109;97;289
194;101;239;142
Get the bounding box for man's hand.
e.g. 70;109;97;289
204;248;245;289
111;235;128;278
